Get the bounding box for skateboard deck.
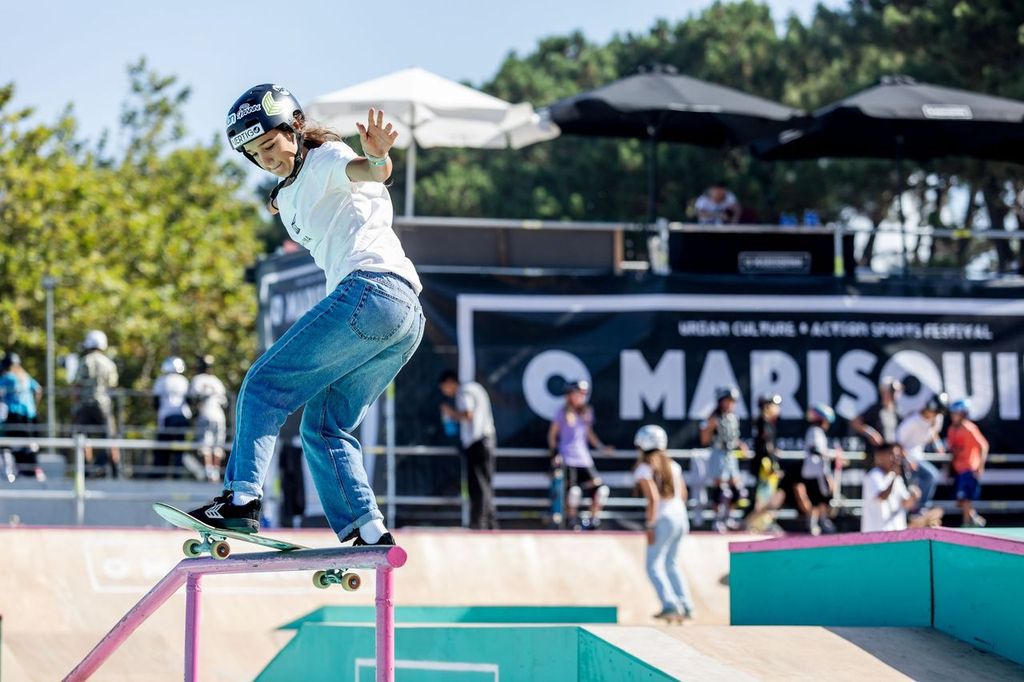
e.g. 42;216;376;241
153;502;304;556
153;503;360;589
549;460;565;529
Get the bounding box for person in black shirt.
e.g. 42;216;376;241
852;377;902;457
746;394;785;532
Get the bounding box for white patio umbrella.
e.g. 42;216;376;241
305;67;559;216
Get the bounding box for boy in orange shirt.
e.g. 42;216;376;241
946;399;989;527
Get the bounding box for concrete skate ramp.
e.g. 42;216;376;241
659;626;1024;681
0;527;733;681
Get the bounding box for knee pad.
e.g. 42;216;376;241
594;484;610;506
567;485;583;508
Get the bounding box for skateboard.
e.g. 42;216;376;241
549;458;565;529
152;503;361;591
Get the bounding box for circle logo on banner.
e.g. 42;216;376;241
878;350;944;415
522;350;591;419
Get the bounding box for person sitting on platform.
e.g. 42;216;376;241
695;181;741;225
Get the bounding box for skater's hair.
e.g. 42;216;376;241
562;396;592;427
294;117;343;149
637;449;675;498
438;370;458;385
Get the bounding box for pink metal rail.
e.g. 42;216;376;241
64;545;408;682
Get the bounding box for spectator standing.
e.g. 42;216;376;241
72;330;120;477
746;394;784;533
189;354;229;482
0;352;45;481
801;404;840;535
547;380;613;530
896;394;946;513
439;370;498;530
153;356;195;479
697;387;749;532
861;442;920;532
946;399;989;528
852;377;902;456
633;424;695;623
695;181;741;225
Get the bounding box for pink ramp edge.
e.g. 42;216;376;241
729;527;1024;557
64;545;408;682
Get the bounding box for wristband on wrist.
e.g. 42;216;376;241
365;152;389;167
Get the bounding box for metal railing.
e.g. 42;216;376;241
7;435;1023;528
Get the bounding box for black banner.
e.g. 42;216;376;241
258;254;1024;452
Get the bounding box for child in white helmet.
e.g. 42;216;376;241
634;424;695;623
184;85;424;547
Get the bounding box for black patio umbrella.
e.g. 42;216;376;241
753;75;1024;270
546;64;802;222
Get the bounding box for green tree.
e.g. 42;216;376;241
0;61;264;428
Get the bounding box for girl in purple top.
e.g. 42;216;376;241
547;380;613;529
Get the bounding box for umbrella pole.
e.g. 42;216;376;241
405;138;417;218
896;143;908;275
647;133;658;225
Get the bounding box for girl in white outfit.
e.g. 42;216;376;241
633;425;695;622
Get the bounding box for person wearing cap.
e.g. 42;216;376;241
698;386;749;532
71;330;121;477
0;352;45;482
746;394;784;533
439;370;498;530
896;393;947;514
800;404;841;535
154;356;195;479
861;442;921;532
633;424;695;623
852;377;902;457
547;380;613;530
946;399;988;528
189;354;229;482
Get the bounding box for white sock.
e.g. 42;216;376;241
232;492;257;505
359;519;388;544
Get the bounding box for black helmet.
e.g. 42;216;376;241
758;393;782;409
716;386;740;403
923;392;949;414
226;84;304;165
197;354;215;373
565;379;590;395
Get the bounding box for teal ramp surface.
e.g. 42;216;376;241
258;625;675;682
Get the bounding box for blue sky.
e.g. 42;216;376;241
5;0;843;147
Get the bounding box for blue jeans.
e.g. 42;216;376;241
645;510;695;615
225;271;424;540
910;459;939;513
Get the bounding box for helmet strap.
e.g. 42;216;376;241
267;126;306;209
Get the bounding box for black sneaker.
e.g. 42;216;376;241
341;528;396;546
188;491;261;533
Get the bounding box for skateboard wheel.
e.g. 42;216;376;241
182;539;203;558
211;540;231;560
341;572;361;592
312;570;331;589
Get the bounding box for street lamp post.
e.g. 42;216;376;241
42;274;57;441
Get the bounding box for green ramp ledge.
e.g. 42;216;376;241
281;605;617;629
730;527;1024;666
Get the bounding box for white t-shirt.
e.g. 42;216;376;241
189;373;227;420
153;373;192;423
695;191;739;224
276;142;422;295
897;413;943;464
455;381;496;449
634;459;686;517
861;467;911;532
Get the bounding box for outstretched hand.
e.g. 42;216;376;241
356;108;399;158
